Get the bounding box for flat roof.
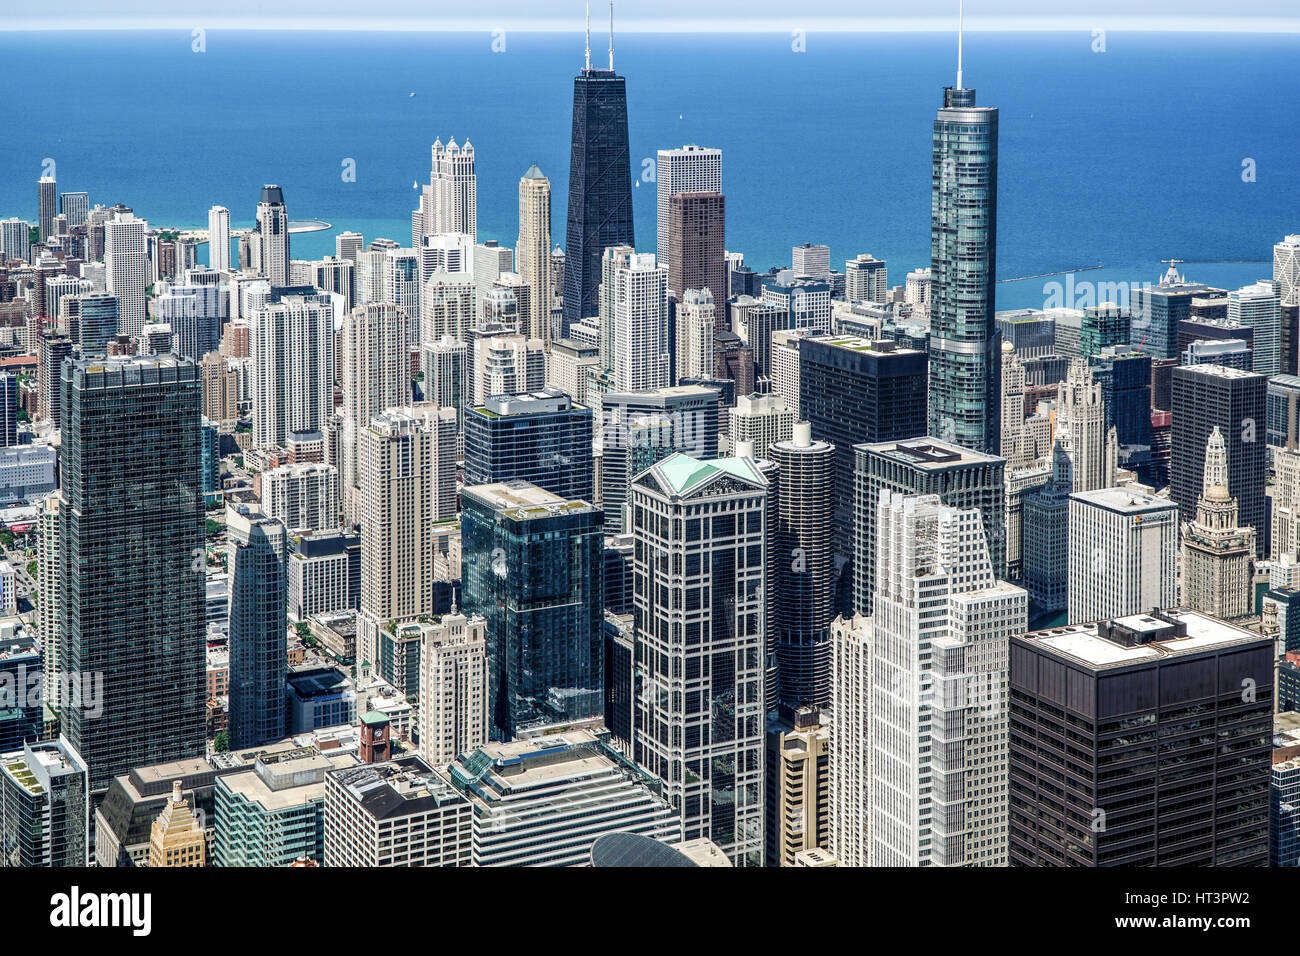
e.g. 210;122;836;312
1069;487;1178;514
860;436;1003;468
1022;608;1265;670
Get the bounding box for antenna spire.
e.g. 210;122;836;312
608;1;615;72
585;2;591;71
956;0;964;89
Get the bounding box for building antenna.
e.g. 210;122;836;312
956;0;964;89
609;1;615;72
585;2;591;71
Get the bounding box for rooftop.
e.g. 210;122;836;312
1069;486;1178;514
860;436;1004;469
1021;608;1266;670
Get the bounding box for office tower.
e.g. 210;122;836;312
37;331;72;425
1276;448;1300;561
199;351;239;432
1170;364;1266;557
323;755;472;867
1177;316;1253;356
1228;280;1282;375
138;322;173;356
1056;358;1117;492
288;530;360;622
147;779;207;867
563;18;634;333
1183;338;1253;370
60;191;89;229
75;291;119;354
1077;302;1130;360
260;462;340;534
104;213;147;336
226;506;288;749
250;293;334;451
546;337;600;405
154;283;221;361
1067;488;1178;624
418;612;488;767
1021;442;1071;611
853;437;1007;616
381;247;421;340
1269;374;1300;452
596;244;634;369
0;218;32;263
1180;427;1255;621
333;231;363;262
768;424;835;707
656;145;722;264
729;393;795;458
358;404;459;662
845;254;887;304
791;243;830;280
764;707;829;866
463;388;594;501
35;494;64;714
0;737;90;866
516;165;552;344
214;746;359;867
207;205;231;272
768;329;807;415
828;614;872;866
762;274;831;333
731;298;787;382
471;332;545;407
461;481;604;739
800;335;928;580
999;342;1031;466
37;175;56;242
0;373;15;448
342;303;411;519
599;385;720;532
1009;609;1272;866
444;732;675;866
417;138;477;241
672;288;716;383
1273;754;1300;867
422;334;469;449
928;69;1000;455
468;239;511;315
870;491;1026;867
255;185;290;286
666;191;726;303
46;274;90;326
612;253;669;392
1130;265;1220;359
1276;234;1300;308
994;310;1055;357
59;356;206;790
631;452;767;866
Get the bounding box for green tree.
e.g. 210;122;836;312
213;731;229;753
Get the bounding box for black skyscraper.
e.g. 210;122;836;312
562;22;634;335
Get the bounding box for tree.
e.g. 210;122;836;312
213;731;229;753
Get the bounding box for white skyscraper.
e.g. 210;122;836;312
769;328;811;418
255;185;290;287
613;253;669;392
471;332;545;406
336;231;364;262
472;240;514;316
1067;487;1179;625
1228;280;1282;376
656;145;722;265
208;205;231;272
728;393;795;457
675;287;716;382
870;490;1026;868
791;243;830;280
416;138;477;241
829;613;872;868
418;612;488;768
104;213;148;336
260;462;340;534
342;303;411;522
846;254;888;304
382;247;421;345
516;166;553;346
1274;234;1300;308
250;294;334;450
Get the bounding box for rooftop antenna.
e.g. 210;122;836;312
956;0;965;89
585;2;591;71
609;1;615;72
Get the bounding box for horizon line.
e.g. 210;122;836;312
4;17;1300;34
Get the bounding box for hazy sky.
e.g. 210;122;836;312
7;1;1300;32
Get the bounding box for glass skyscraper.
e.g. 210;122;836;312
928;83;1000;455
562;48;634;335
59;355;207;791
226;505;288;750
461;480;604;740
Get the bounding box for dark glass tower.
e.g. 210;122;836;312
461;480;604;740
463;388;594;502
226;505;288;750
562;33;634;335
59;355;207;791
928;82;1000;455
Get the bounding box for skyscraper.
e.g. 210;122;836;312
1067;488;1179;624
656;145;722;264
665;191;726;305
845;254;887;304
870;490;1026;867
418;612;489;767
612;253;669;392
416;138;477;241
59;355;207;790
927;52;1000;455
341;302;411;521
516;165;552;345
463;388;594;502
1009;609;1272;866
37;175;56;242
250;292;334;451
1228;279;1282;376
226;505;288;750
255;185;290;287
1180;427;1255;621
60;191;89;229
208;205;231;272
104;213;147;336
0;737;89;866
631;453;768;866
828;613;872;867
461;481;604;740
563;10;634;333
